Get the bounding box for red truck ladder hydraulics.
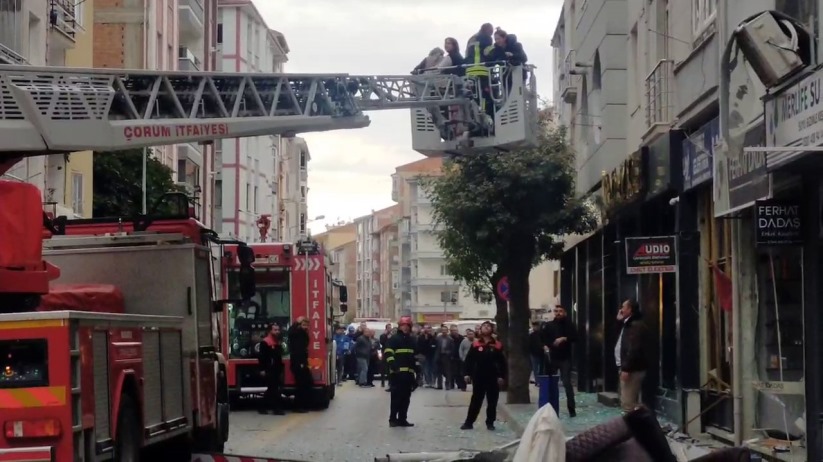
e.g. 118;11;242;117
0;63;537;462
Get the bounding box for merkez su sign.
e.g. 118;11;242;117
755;200;803;246
625;236;677;274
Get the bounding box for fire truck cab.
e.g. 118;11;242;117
220;239;337;408
0;187;249;461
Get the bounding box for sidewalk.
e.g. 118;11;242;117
497;386;622;437
496;387;731;460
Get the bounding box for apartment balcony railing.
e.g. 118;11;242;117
411;277;457;287
560;49;580;104
179;0;205;37
0;43;26;65
644;59;675;129
49;0;79;42
410;250;442;260
410;223;435;233
178;47;201;71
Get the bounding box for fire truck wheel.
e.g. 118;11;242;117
314;388;330;409
114;394;141;462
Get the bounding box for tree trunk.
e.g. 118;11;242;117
505;261;533;404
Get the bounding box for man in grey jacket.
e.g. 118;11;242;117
355;329;373;387
434;326;455;390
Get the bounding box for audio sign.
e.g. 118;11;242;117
625;236;678;274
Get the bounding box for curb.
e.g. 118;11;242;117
498;403;528;436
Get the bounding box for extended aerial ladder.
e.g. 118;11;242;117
0;63;537;172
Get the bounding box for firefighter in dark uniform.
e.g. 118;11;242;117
461;321;507;430
258;323;285;415
383;316;417;427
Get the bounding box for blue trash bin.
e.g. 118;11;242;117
536;374;560;414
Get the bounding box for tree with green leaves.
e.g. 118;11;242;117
93;148;184;217
424;108;597;404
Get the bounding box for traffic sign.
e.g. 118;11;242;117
496;276;510;301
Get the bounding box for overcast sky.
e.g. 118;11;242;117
253;0;563;233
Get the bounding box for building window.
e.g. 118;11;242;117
692;0;716;42
245;183;250;210
440;265;450;276
71;172;83;216
214;179;222;207
300;186;306;199
216;23;223;44
177;159;186;183
299;213;306;233
253;186;258;213
74;0;84;28
440;290;458;304
299;150;307;169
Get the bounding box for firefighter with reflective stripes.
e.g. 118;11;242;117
384;316;417;427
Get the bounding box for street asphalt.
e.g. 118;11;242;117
222;382;518;461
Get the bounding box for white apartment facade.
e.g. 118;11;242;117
354;214;378;318
215;0;289;242
404;178;494;322
0;0;89;218
278;136;310;243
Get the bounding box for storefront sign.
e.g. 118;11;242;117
602;150;645;213
754;200;803;246
716;123;772;217
682;117;718;191
765;67;823;167
625;236;678;274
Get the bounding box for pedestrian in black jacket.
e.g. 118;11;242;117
545;306;578;417
258;323;285;415
288;317;312;412
417;326;437;386
461;321;507;431
384;316;417;427
529;322;547;385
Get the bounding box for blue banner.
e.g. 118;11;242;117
682;117;719;191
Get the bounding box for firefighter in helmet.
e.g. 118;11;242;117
384;315;417;427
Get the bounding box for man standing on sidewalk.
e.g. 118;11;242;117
615;299;649;412
545;305;578;417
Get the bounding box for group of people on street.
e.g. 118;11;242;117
527;299;651;418
333;322;395;388
257;317;314;415
382;317;506;431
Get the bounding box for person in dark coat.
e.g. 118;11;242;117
440;37;464;76
461;321;507;430
449;325;466;391
616;299;650;412
529;321;547;385
417;325;437;386
258;323;285;415
464;23;494;65
545;305;578;417
384;316;418;427
434;326;455;390
287;317;312;412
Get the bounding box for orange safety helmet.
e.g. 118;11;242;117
399;316;413;327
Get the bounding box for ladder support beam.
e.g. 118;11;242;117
0;65;475;155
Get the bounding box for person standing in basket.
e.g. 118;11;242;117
384;316;417;427
461;321;506;430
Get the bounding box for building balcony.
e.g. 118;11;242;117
644;59;675;138
410;250;442;260
409;304;463;314
179;0;205;39
410;223;435;233
178;47;201;71
0;43;27;65
560;49;580;104
177;143;203;167
48;0;79;46
411;277;457;287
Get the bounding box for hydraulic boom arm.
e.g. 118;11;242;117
0;65;470;168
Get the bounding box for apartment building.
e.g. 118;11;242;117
377;220;400;320
278;136;310;243
315;222;357;316
354;206;400;318
0;0;92;218
553;0;820;456
215;0;290;242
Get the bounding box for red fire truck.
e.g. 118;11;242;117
0;62;535;461
220;240;337;408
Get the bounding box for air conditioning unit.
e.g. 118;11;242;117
736;11;809;88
